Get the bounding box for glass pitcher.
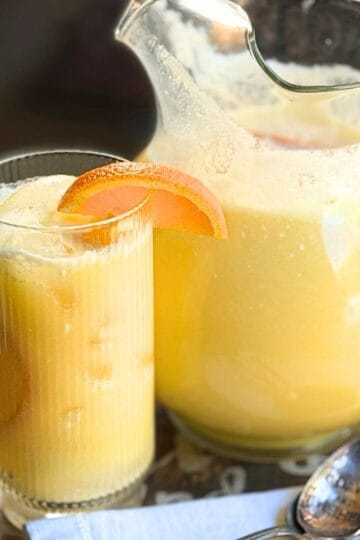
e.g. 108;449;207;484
116;0;360;459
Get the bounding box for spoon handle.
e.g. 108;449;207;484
237;526;303;540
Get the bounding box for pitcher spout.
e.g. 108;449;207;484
115;0;257;171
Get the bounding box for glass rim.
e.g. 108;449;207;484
0;150;152;232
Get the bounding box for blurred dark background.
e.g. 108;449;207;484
0;0;359;163
0;0;156;161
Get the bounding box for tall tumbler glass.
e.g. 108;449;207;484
0;151;154;528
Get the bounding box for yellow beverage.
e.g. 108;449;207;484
153;105;360;456
0;172;153;518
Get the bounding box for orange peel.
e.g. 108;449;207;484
57;161;227;239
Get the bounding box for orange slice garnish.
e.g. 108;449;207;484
57;162;227;239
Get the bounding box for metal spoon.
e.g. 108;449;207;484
238;437;360;539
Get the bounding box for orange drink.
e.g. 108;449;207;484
153;106;360;458
0;152;226;526
0;153;154;526
115;0;360;459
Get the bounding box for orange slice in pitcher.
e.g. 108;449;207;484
0;340;30;429
57;161;227;239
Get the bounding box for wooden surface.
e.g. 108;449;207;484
0;407;323;538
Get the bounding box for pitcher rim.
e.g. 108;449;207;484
116;0;360;95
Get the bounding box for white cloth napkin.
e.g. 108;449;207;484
25;486;300;540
